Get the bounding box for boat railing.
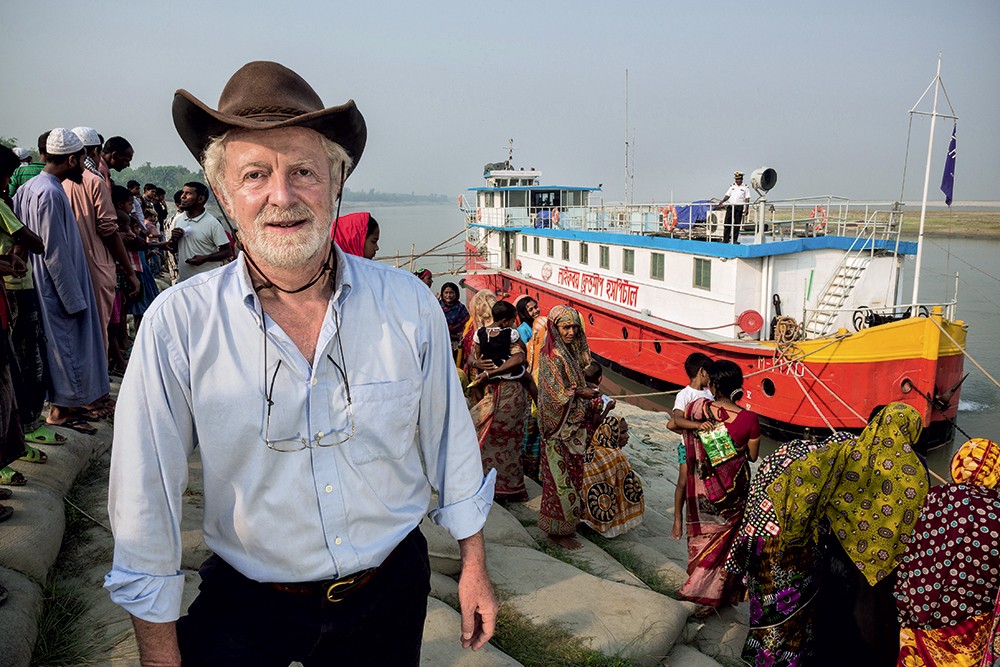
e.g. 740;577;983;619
801;300;957;337
465;197;905;246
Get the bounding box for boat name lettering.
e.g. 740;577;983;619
556;268;638;309
756;356;805;377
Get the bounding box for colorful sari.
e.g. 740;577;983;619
537;305;591;537
894;438;1000;667
753;403;928;665
726;432;851;667
439;290;470;347
520;314;548;480
677;397;751;606
470;374;529;502
459;289;496;371
581;415;644;537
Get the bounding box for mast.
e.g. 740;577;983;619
910;56;940;309
909;53;957;310
624;69;629;205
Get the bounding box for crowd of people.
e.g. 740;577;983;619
0;59;996;665
429;285;1000;666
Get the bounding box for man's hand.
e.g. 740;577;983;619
186;255;205;266
127;273;142;299
0;254;27;278
457;531;497;650
170;228;184;243
130;616;181;667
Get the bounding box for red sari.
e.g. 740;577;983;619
677;398;755;606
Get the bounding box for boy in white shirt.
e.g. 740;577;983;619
669;353;714;539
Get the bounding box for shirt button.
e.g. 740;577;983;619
325;484;333;493
311;378;318;386
335;537;342;546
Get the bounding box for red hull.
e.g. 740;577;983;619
464;266;963;442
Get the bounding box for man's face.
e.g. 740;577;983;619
220;127;337;270
178;186;204;211
144;188;156;200
66;153;85;184
111;148;134;171
735;176;743;185
129;184;141;197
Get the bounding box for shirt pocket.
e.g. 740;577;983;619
346;378;419;464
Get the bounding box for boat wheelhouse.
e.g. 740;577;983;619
460;162;967;445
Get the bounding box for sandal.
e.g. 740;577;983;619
18;445;47;464
47;418;97;435
0;467;26;486
0;488;11;500
0;504;12;523
0;583;7;607
23;424;68;446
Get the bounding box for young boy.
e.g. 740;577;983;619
670;352;714;539
583;362;616;435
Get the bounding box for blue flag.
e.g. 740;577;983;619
940;123;957;206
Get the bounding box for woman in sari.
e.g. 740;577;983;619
468;301;530;502
439;282;470;353
581;414;644;538
677;359;759;607
736;402;929;666
331;211;380;259
513;295;543;480
536;305;594;549
893;437;1000;667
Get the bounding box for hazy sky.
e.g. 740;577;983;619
5;1;998;203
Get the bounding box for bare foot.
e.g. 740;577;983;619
548;534;583;550
693;605;716;619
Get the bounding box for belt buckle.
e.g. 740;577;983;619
325;574;361;603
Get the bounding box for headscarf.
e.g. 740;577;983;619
951;437;1000;487
513;294;535;327
592;415;625;450
894;438;1000;629
767;402;928;586
438;281;469;339
414;267;432;282
461;290;497;366
537;305;591;440
331;211;370;257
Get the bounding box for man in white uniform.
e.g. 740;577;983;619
169;181;232;282
718;170;751;244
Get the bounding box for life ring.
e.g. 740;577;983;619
552;208;560;225
476;208;482;221
661;205;677;231
810;206;828;233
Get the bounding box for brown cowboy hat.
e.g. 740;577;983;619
172;61;366;175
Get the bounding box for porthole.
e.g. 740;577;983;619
588;314;595;325
654;341;662;354
761;378;776;397
622;327;629;340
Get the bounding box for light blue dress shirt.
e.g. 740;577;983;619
104;248;494;623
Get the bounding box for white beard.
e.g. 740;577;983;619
239;203;330;269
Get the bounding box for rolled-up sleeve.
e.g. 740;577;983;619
415;289;494;541
104;308;196;622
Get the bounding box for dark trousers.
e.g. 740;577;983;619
177;528;431;667
8;290;47;428
723;205;744;244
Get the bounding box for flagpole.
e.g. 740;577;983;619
910;54;941;310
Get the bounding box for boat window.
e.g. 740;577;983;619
562;241;570;261
547;239;554;257
651;253;664;281
522;236;527;252
693;258;712;290
508;190;527;207
599;245;610;270
483;192;494;207
580;242;589;265
623;249;635;275
533;237;539;255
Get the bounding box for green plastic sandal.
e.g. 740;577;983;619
18;445;48;464
24;424;68;446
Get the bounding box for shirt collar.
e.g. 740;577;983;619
237;243;355;315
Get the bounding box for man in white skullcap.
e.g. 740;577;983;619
13;129;109;434
12;147;31;165
65;127;140;360
71;127;103;178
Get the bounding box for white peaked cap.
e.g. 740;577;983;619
71;126;101;147
46;128;85;156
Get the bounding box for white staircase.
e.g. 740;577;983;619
804;257;872;337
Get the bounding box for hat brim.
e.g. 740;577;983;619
172;89;367;177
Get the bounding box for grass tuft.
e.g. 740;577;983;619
582;529;681;598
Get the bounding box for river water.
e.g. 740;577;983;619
350;202;999;467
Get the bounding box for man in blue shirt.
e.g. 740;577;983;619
106;61;497;666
